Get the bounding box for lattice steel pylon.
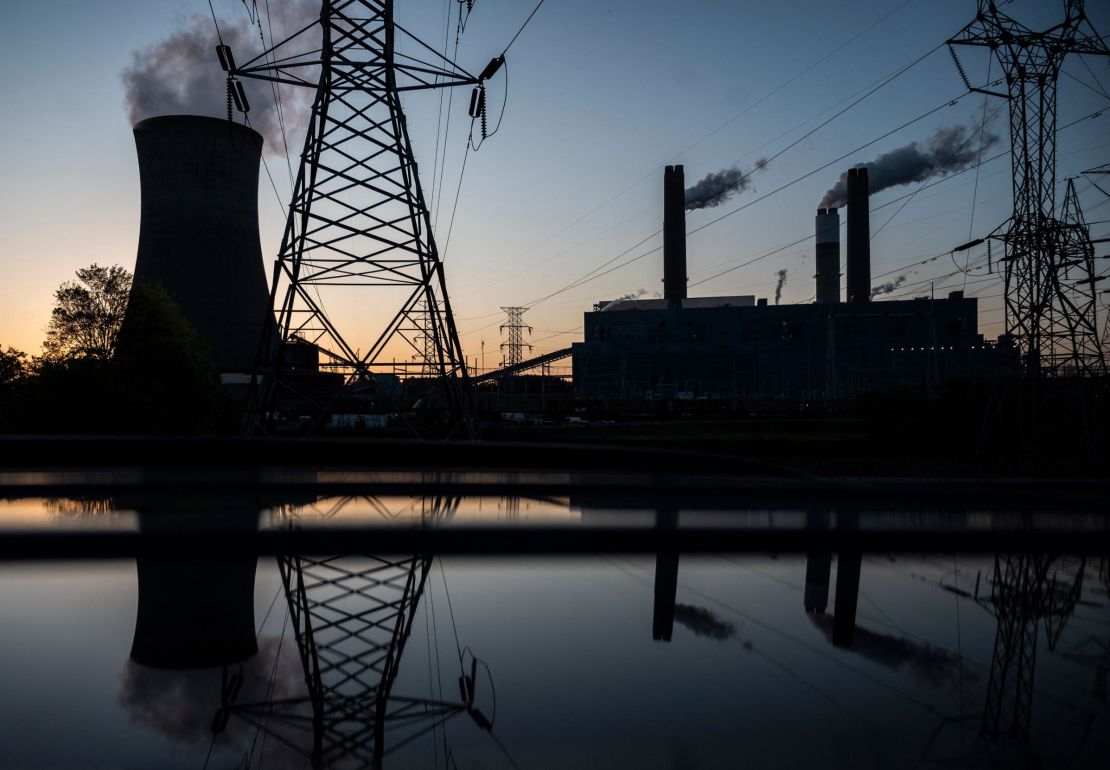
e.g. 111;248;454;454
230;1;495;436
499;306;532;368
981;554;1084;744
222;496;490;767
948;0;1108;377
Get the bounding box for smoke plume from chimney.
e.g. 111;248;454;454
684;158;768;211
870;275;908;298
598;289;647;311
773;269;788;305
819;123;999;208
122;5;317;154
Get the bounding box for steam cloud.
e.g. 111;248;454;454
598;289;647;311
870;274;907;298
673;604;736;641
773;269;788;305
685;158;768;211
122;4;317;154
819;123;999;208
119;636;302;752
808;615;975;690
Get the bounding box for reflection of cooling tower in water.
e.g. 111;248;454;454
129;510;258;668
131;115;272;377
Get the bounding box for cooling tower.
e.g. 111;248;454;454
845;167;871;304
129;510;258;668
663;165;688;310
131;115;271;376
815;207;840;303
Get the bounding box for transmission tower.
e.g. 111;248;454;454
981;554;1084;744
218;496;496;766
948;0;1108;377
1056;179;1104;371
228;1;505;436
410;295;438;377
499;306;532;367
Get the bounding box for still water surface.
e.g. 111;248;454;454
2;547;1107;768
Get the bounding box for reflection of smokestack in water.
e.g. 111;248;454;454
652;509;679;642
663;165;687;310
805;553;832;613
815;207;840;303
846;167;870;304
833;551;862;648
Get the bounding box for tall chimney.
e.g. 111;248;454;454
130;115;273;375
663;165;687;310
845;166;870;303
815;207;840;303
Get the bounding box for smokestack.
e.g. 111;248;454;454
663;165;687;310
130;115;273;375
815;207;840;303
845;167;870;304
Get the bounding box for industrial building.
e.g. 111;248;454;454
572;165;1011;401
129;115;273;383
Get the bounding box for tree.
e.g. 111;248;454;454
43;264;132;361
0;346;27;387
114;282;227;433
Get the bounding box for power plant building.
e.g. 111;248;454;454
571;165;1011;400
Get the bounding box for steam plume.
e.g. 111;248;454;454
119;636;300;749
819;123;999;208
685;158;768;211
808;615;975;690
122;5;317;154
673;604;736;641
598;289;647;311
870;275;907;298
773;269;788;305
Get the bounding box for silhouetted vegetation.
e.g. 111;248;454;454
0;266;233;435
42;263;132;361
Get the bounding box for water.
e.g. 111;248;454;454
1;484;1108;768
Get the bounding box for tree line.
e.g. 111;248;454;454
0;265;232;434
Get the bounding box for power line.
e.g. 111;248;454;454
472;70;986;319
501;0;547;56
460;0;929;287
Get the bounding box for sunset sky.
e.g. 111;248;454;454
2;0;1108;367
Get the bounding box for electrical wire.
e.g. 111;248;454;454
441;137;472;261
501;0;546;56
207;0;225;44
463;0;928;287
461;75;988;326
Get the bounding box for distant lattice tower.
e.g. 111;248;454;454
1054;179;1105;373
948;0;1109;376
500;306;532;367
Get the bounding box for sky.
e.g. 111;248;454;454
1;0;1108;367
